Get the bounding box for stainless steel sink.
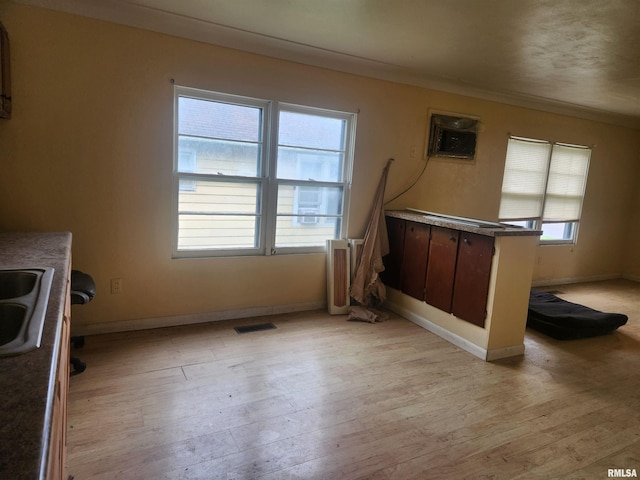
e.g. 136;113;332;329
0;268;55;357
0;271;38;300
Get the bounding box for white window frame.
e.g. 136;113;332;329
172;86;355;258
498;136;591;245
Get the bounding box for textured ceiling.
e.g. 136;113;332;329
17;0;640;127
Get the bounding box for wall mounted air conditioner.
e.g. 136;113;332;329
299;208;319;225
428;114;479;159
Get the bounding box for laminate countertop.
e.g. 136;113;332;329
386;209;543;237
0;232;71;480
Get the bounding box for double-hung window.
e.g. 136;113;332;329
498;136;591;244
173;86;356;257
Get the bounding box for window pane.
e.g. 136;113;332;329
177;214;259;249
178;137;260;176
278;111;346;150
275;217;341;247
275;184;343;247
273;107;353;247
178;97;262;142
540;222;574;241
178;179;260;214
276;147;344;181
502;220;533;228
276;184;343;215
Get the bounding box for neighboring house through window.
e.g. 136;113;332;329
499;136;591;244
173;86;356;257
178;149;196;192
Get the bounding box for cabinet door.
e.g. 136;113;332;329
46;305;70;480
424;226;459;312
381;216;405;290
400;221;430;300
452;232;494;327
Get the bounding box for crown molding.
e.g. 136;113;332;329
12;0;640;129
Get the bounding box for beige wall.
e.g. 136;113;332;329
1;4;639;330
625;188;640;280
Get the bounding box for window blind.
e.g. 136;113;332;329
543;144;591;222
499;137;590;225
498;137;551;220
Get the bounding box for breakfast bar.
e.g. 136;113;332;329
382;209;541;361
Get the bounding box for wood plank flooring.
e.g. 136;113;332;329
66;279;640;479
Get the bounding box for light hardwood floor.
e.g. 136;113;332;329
66;279;640;479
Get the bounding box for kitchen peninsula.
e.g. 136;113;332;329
382;209;541;361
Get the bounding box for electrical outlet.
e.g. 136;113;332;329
110;278;123;294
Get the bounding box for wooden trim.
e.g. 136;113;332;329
532;273;620;288
74;301;326;336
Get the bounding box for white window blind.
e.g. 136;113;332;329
498;137;551;220
499;135;591;244
543;144;591;222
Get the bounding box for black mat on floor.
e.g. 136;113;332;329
234;323;276;334
527;290;628;340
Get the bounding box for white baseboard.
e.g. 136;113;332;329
531;273;621;287
75;301;326;336
486;344;525;361
385;300;524;362
622;273;640;283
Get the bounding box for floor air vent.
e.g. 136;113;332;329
234;323;277;334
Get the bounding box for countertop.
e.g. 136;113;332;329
385;209;543;237
0;232;71;480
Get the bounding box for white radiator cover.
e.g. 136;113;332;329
326;239;350;314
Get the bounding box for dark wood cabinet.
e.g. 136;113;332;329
451;232;494;327
425;226;459;312
400;221;430;300
381;216;406;290
382;215;494;327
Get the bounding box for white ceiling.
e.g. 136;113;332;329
18;0;640;127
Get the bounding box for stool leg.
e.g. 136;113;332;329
70;356;87;375
69;336;87;376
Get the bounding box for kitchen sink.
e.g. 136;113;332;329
0;268;55;357
0;271;38;300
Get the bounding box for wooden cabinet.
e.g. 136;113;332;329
425;226;459;312
382;216;494;327
452;232;494;327
400;221;430;300
46;268;71;480
380;216;406;290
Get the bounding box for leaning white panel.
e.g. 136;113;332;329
326;239;350;314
